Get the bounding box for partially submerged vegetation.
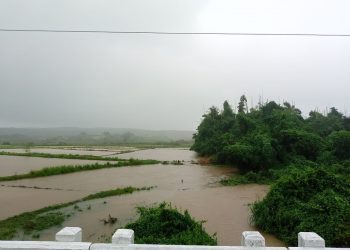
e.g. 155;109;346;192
192;95;350;246
82;186;154;201
0;152;189;182
125;202;217;245
0;186;153;240
0;160;160;182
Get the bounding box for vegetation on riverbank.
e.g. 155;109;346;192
0;159;160;182
252;167;350;247
192;96;350;246
0;186;153;240
125;202;217;245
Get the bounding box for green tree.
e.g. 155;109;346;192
222;133;275;172
191;107;223;155
238;95;247;114
328;130;350;160
279;129;324;160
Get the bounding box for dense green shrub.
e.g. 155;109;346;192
217;133;276;172
125;203;217;245
279;129;324;160
251;168;350;246
328;130;350;160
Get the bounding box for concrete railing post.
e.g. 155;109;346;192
241;231;265;247
55;227;82;242
298;232;325;248
112;229;134;244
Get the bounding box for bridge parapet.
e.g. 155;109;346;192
0;228;348;250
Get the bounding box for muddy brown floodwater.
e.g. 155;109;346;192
0;148;128;156
0;155;107;176
0;148;284;246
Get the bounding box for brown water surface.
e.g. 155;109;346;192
0;148;126;156
116;148;197;162
38;184;283;246
0;155;106;176
0;148;283;246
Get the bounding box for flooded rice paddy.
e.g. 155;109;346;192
0;148;283;246
115;148;197;162
0;155;107;176
0;147;135;156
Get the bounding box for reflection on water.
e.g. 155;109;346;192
0;148;283;246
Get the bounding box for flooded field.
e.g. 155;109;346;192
0;147;134;156
0;148;283;246
116;148;197;162
0;155;107;176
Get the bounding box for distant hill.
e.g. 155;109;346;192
0;127;194;145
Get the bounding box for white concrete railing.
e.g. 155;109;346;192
0;227;348;250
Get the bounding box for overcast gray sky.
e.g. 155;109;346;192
1;0;350;130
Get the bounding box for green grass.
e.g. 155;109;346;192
82;186;154;201
0;159;160;182
0;186;153;240
22;212;65;233
0;145;21;149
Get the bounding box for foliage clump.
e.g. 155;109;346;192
251;168;350;247
192;96;350;246
192;97;350;171
125;202;217;245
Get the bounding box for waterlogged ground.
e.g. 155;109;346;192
0;155;108;176
0;146;136;156
0;148;284;246
115;148;197;162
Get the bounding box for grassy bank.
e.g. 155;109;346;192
0;186;153;240
0;160;160;182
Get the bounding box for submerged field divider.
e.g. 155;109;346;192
0;227;348;250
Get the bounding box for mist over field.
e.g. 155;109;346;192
0;127;194;145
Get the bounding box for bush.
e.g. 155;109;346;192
279;129;324;160
328;130;350;160
221;133;275;172
251;168;350;246
125;202;217;245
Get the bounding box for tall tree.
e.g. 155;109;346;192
238;95;247;114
